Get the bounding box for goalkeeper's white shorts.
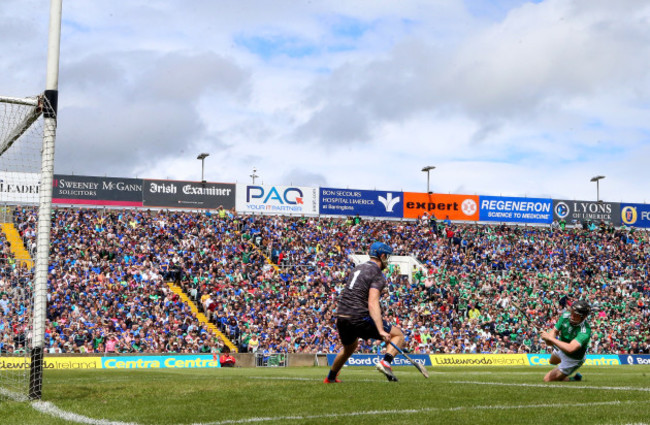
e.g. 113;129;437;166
552;348;585;376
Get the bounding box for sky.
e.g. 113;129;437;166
1;0;649;203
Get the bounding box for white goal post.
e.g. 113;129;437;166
0;0;61;402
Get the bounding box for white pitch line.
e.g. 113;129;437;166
31;401;140;425
194;400;634;425
452;381;650;392
248;376;379;383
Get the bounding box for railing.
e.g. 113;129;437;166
254;352;287;367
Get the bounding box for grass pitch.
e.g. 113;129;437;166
1;365;649;425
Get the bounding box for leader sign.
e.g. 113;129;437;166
0;172;40;204
553;199;621;226
320;187;403;218
479;196;552;224
236;184;319;215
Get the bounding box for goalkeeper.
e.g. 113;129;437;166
540;300;592;382
324;242;406;383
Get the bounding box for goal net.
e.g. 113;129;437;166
0;95;54;400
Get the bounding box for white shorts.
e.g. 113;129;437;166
552;348;585;376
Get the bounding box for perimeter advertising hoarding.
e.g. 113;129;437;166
236;184;319;215
326;354;431;367
479;196;553;224
527;354;620;366
429;354;528;366
319;187;403;218
53;174;143;206
403;193;479;221
0;356;221;370
618;354;650;365
553;199;621;226
0;171;40;204
102;355;220;369
143;179;235;209
620;203;650;228
0;357;101;370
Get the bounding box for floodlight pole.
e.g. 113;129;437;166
250;167;259;184
590;175;605;202
422;165;435;194
197;153;209;183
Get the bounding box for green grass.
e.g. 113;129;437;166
1;366;649;425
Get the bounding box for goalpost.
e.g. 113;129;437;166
0;0;61;401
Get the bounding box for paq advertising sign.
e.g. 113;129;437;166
236;184;319;215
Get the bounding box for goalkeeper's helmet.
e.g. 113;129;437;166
369;242;393;270
570;300;591;325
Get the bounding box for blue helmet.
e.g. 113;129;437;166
369;242;393;258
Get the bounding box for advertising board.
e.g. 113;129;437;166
53;174;143;206
527;354;620;366
319;187;403;218
553;200;621;226
403;193;479;221
326;354;431;367
617;354;650;365
143;180;235;209
479;196;552;224
429;354;528;366
0;171;40;204
236;184;319;215
620;204;650;228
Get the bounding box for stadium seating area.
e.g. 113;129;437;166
1;207;648;356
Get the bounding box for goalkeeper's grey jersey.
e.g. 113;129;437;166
336;261;386;319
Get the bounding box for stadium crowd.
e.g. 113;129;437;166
1;206;648;356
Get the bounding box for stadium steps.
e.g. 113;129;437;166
0;222;33;269
166;281;238;352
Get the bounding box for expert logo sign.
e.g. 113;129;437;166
403;193;479;221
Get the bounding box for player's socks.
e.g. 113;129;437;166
325;370;340;383
569;373;582;382
383;353;395;363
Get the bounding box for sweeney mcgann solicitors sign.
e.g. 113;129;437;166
53;174;143;206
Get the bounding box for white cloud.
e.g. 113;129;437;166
1;0;649;203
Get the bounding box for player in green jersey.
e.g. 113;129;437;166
540;300;591;382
